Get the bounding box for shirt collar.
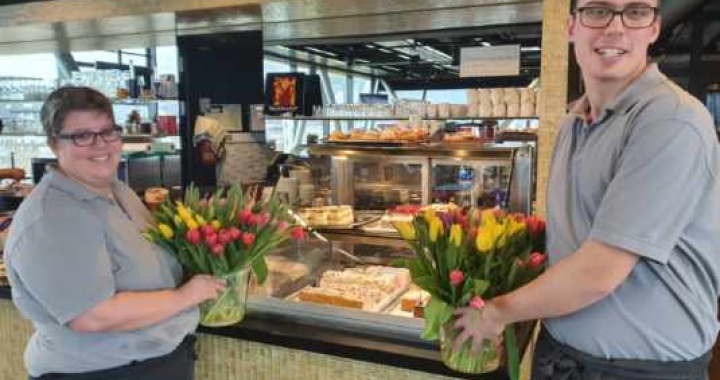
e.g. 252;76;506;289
569;63;665;124
45;164;120;202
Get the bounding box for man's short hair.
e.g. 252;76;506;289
41;86;115;141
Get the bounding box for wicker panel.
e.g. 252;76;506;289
0;300;533;380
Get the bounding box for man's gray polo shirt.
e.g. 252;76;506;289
5;166;199;376
546;64;720;361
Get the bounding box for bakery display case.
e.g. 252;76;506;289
243;142;535;343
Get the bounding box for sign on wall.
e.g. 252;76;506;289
460;45;521;77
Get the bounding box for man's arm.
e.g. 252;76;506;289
454;240;638;351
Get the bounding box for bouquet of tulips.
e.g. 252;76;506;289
145;184;306;326
394;207;546;377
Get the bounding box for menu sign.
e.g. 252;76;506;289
459;45;521;77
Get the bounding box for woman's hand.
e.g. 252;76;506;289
176;275;227;306
452;302;506;354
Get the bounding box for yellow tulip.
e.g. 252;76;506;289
176;202;192;220
429;218;444;243
186;218;199;230
195;214;207;227
507;217;526;238
173;215;184;226
424;208;436;224
481;209;497;226
450;224;463;247
395;221;416;240
476;227;494;253
158;223;174;239
211;220;221;231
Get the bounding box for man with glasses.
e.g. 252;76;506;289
453;0;719;379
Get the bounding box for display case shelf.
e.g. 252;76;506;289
266;116;539;122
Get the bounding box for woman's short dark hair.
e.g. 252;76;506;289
41;86;114;141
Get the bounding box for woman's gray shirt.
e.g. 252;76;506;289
5;167;199;376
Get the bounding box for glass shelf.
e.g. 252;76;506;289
266;116;539;122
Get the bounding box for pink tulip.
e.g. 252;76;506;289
290;226;306;241
276;221;289;232
217;229;231;245
258;212;271;228
515;258;525;267
246;213;259;226
449;270;465;286
211;244;224;257
242;232;256;246
205;233;218;246
228;227;241;241
469;296;485;310
529;252;546;267
186;229;201;245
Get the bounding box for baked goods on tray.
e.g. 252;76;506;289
298;205;354;227
292;265;410;311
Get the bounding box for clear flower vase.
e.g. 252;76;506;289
439;320;501;374
199;268;251;327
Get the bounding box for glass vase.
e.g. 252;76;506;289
199;268;251;327
439;319;501;374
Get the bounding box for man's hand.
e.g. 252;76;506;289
452;302;506;354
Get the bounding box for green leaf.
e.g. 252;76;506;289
408;258;432;279
473;279;490;296
413;275;439;296
504;325;520;380
251;256;268;284
421;297;454;341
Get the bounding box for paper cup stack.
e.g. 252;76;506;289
466;87;537;118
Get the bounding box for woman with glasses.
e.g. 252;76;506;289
4;87;226;380
452;0;719;379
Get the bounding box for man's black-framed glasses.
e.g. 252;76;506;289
575;5;659;29
56;126;123;147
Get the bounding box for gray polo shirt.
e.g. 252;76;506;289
545;64;720;361
5;166;199;376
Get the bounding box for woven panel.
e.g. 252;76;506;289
195;334;457;380
0;300;532;380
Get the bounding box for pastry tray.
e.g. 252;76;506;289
286;281;409;313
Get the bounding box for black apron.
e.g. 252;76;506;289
532;326;711;380
30;335;196;380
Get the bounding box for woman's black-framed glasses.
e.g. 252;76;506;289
56;126;123;147
575;5;659;29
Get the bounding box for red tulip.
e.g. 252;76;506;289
242;232;256;246
186;229;201;245
246;213;259;226
201;224;215;236
238;209;252;225
469;296;485;310
217;229;231;245
290;226;306;241
205;233;218;246
228;227;241;241
529;252;546;267
211;244;224;257
449;270;465;286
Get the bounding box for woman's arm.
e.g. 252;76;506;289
68;274;225;332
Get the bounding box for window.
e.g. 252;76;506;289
0;53;58;79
